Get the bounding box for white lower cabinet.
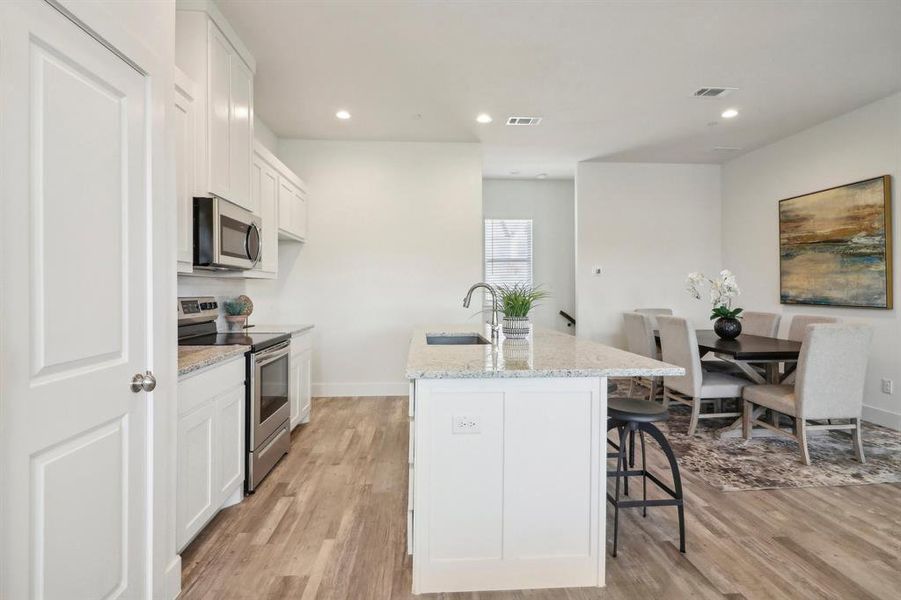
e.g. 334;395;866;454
177;357;246;551
289;331;313;428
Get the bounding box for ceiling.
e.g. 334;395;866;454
218;0;901;179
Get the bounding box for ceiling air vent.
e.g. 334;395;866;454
506;116;542;126
692;87;737;98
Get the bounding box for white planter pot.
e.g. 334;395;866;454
502;315;531;340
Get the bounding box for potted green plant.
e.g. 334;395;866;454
497;283;549;340
223;297;248;331
686;270;743;339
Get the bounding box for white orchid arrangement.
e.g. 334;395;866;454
686;270;743;320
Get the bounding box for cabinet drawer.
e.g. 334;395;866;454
179;357;245;416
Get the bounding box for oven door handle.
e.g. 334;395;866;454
255;342;290;367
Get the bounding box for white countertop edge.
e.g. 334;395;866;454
406;367;684;379
245;323;315;336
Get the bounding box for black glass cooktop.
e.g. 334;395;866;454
178;331;290;353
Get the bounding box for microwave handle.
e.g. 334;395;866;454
246;222;262;268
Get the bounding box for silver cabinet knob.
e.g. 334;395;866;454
130;370;157;393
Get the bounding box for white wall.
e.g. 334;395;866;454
254;115;278;154
575;162;722;346
722;93;901;429
483;179;575;333
250;140;483;396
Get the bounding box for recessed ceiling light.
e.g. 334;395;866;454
721;108;739;119
536;173;548;179
336;110;351;120
476;113;493;124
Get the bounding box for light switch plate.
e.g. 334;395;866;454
882;379;893;394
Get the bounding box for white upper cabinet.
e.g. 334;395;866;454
176;1;256;213
174;68;198;274
279;177;308;242
229;56;254;210
248;145;280;279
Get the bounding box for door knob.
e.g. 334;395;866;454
130;370;157;393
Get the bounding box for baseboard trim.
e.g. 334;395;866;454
862;404;901;430
313;381;409;398
164;555;182;599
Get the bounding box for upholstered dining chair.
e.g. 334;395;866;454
780;315;841;384
623;312;661;401
740;311;781;337
634;308;673;331
786;314;840;341
742;323;872;465
658;316;748;436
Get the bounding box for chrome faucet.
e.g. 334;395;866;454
463;282;500;342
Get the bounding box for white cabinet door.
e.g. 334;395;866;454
299;348;313;424
175;68;197;274
250;153;279;278
0;3;152;597
289;333;314;429
278;178;308;242
177;399;217;551
177;358;245;551
229;56;254;212
217;385;245;497
289;347;302;429
207;20;231;201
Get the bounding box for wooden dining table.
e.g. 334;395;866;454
654;330;803;436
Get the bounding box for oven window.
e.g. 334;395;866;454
259;354;288;423
220;214;249;260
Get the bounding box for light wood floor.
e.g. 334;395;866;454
181;396;901;600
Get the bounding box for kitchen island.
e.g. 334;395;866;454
405;325;682;594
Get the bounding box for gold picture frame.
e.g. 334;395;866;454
779;175;893;309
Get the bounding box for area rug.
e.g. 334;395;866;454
610;395;901;492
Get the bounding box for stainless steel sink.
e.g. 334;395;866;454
426;333;491;346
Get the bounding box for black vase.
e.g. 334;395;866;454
714;317;742;340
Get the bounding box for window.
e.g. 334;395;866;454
484;219;533;304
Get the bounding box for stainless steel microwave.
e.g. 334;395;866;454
193;196;261;270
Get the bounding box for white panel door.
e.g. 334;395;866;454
0;2;151;598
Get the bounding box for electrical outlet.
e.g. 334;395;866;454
882;379;894;394
452;414;481;434
592;266;602;275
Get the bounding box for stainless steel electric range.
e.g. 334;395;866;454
177;296;290;493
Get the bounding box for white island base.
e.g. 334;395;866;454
409;376;608;594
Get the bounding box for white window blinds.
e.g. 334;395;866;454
484;219;533;295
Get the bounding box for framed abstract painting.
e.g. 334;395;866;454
779;175;893;308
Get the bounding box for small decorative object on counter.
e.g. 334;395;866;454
224;297;249;331
686;270;743;340
498;283;549;340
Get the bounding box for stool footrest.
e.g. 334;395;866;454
607;495;684;509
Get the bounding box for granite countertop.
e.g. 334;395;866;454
243;323;314;335
406;324;684;379
178;345;249;377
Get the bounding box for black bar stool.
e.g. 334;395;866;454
606;396;686;557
